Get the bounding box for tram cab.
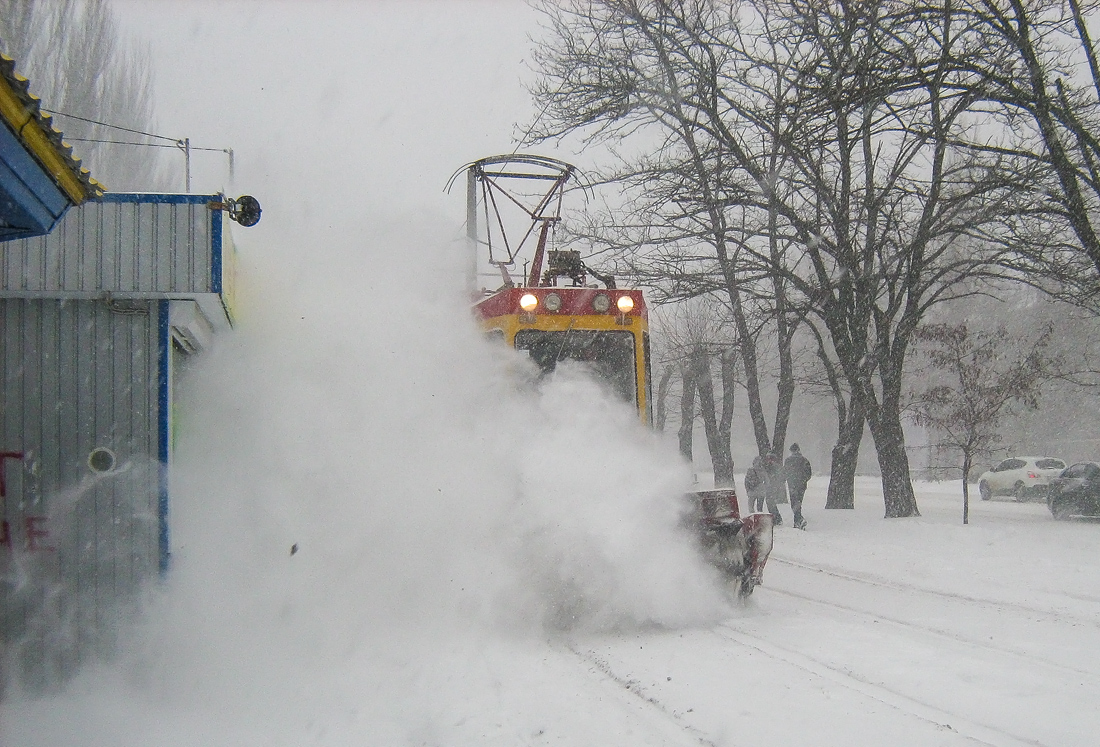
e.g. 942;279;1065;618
472;255;652;426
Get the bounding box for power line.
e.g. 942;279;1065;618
66;136;231;153
43;110;234;192
66;138;178;148
43;109;179;143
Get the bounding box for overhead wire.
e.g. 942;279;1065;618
65;138;179;148
43;110;235;186
42;109;179;142
65;136;230;153
45;110;230;152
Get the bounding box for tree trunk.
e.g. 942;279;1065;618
677;363;696;462
961;452;972;525
655;365;674;432
826;397;864;509
719;348;737;468
767;142;796;455
692;346;736;487
811;319;863;510
866;403;920;518
856;331;920;518
727;283;772;454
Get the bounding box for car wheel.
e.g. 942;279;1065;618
1051;499;1072;520
979;481;991;501
1014;482;1027;502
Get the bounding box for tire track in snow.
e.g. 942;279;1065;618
711;624;1048;747
769;555;1100;630
564;644;718;747
763;584;1098;681
1061;589;1100;605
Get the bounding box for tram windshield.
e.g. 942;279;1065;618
514;328;637;405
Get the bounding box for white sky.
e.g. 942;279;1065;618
117;0;561;236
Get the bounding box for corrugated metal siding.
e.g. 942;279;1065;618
0;195;219;296
0;298;161;691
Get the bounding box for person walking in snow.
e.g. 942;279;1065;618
744;456;769;514
785;443;812;530
762;450;786;526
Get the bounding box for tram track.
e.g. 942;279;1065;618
567;610;1052;747
558;554;1094;747
763;555;1100;684
710;623;1048;747
720;553;1100;746
768;554;1100;630
762;584;1098;681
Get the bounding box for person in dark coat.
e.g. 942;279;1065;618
785;443;812;529
761;450;786;526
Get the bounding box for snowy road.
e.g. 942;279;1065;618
550;480;1100;747
8;479;1100;747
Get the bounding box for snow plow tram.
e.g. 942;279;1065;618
458;154;774;596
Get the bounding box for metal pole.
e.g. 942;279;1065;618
466;166;478;298
528;220;551;289
184;137;191;193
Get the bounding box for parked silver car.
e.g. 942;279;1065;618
977;456;1067;501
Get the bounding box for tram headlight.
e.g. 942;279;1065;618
544;292;562;312
592;293;611;313
519;293;539;311
616;295;635;313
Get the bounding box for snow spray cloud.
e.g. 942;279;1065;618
150;215;728;642
2;213;729;745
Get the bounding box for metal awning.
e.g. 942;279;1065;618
0;54;103;241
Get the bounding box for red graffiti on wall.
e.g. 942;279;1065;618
0;451;23;498
23;516;52;551
0;451;52;552
0;517;53;552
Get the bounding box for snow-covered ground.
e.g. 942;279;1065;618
6;4;1096;745
5;473;1098;747
4;223;1099;747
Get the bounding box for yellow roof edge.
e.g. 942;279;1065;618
0;54;105;203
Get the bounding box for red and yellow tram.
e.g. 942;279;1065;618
472;284;652;426
459;154;772;596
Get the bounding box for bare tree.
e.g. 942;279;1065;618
691;344;738;486
677;355;697;462
893;1;1100;305
910;323;1057;524
653;364;675;431
531;0;800;480
0;0;172;191
529;0;1037;517
800;317;865;509
657;299;740;486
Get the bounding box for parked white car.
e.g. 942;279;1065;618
977;456;1067;501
